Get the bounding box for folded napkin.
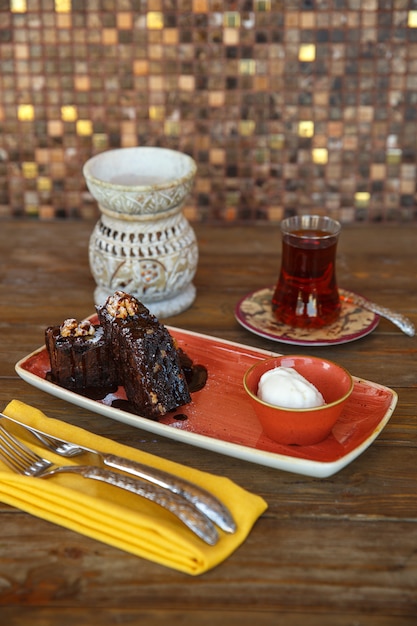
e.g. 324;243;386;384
1;399;267;575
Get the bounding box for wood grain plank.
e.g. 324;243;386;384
0;220;416;623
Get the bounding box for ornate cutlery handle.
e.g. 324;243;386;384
0;412;236;535
342;290;415;337
58;465;219;545
103;454;236;534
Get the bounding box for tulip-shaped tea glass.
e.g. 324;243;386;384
272;215;341;329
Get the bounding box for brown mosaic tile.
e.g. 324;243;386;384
1;2;417;221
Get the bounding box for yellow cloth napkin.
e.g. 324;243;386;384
1;399;267;575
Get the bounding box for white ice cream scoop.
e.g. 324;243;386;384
257;366;325;409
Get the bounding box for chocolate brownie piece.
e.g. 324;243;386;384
45;319;118;390
97;291;191;418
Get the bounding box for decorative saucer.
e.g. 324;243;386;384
235;287;379;346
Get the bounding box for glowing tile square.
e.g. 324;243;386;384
18;104;34;121
11;0;26;12
149;105;165;120
147;12;164;30
312;148;328;164
55;0;71;12
354;192;370;207
61;105;77;121
22;162;38;178
76;120;93;136
299;44;316;62
37;177;52;192
298;121;314;137
408;11;417;28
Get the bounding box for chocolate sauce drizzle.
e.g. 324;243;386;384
49;362;208;422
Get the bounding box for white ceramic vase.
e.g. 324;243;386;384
83;147;198;318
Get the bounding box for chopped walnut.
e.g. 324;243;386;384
149;391;159;405
106;291;140;319
60;318;95;338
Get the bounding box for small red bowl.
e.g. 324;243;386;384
243;355;354;446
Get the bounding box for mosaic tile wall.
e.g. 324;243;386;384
1;0;417;223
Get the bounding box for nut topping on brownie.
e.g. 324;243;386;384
105;291;140;319
60;318;96;337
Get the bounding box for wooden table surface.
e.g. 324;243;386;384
0;220;416;625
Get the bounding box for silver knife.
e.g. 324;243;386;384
0;412;236;534
0;419;219;545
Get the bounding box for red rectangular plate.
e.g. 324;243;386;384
15;326;397;478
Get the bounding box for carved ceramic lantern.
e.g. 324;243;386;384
83;147;198;318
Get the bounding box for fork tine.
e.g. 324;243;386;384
0;438;22;473
0;423;220;544
0;424;48;476
30;430;76;456
0;429;29;473
31;431;83;458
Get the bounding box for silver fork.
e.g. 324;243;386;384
0;422;219;545
0;412;236;535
